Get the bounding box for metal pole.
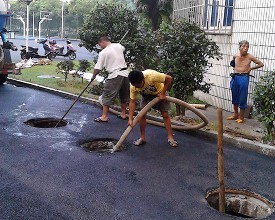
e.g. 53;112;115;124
217;108;225;213
38;18;46;40
32;11;34;37
61;0;64;39
119;29;129;44
18;17;25;38
55;79;94;127
26;3;29;53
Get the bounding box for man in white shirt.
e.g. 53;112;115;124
91;36;129;122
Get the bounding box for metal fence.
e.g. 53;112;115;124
173;0;275;112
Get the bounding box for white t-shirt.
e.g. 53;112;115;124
94;43;128;79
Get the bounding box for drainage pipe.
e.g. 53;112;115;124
112;96;209;152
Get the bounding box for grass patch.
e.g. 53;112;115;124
186;95;208;104
10;61;99;100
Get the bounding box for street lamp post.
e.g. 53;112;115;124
25;0;32;56
61;0;67;39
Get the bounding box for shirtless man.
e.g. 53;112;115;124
227;40;264;123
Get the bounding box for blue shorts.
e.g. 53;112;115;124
230;74;249;109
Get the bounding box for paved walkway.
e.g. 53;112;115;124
185;105;275;157
187;105;263;140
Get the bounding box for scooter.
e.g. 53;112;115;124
20;39;53;60
49;38;76;60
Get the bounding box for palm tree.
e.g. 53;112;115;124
135;0;172;31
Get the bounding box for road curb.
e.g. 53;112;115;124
7;78;275;158
188;129;275;157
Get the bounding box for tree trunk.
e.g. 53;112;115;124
176;104;185;116
149;0;160;31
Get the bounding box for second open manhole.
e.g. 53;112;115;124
81;138;123;153
205;188;274;219
24;118;68;128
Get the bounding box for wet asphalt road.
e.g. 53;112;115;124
0;82;274;220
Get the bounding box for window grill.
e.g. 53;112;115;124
173;0;234;35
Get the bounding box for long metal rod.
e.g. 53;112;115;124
119;29;129;44
55;79;93;127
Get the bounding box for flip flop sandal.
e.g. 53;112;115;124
94;117;108;122
168;139;178;147
117;115;127;120
226;115;238;120
235;119;244;123
134;138;146;146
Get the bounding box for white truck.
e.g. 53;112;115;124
0;0;18;85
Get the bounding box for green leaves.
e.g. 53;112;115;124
78;60;92;72
56;60;75;82
79;3;138;51
155;19;222;101
253;72;275;142
79;7;222;113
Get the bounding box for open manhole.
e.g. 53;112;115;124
24;118;68;128
205;188;275;219
81;138;123;153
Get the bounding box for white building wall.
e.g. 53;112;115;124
173;0;275;112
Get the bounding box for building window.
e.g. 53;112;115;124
223;0;233;26
203;0;234;29
210;0;219;26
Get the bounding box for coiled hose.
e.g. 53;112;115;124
111;96;209;152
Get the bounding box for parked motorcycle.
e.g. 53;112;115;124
20;39;53;60
49;38;76;60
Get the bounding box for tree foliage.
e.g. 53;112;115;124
123;30;158;70
155;19;222;102
57;60;74;82
78;3;139;51
9;0;135;38
135;0;172;30
253;73;275;142
79;4;222;113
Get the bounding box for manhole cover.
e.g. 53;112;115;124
205;188;275;219
81;138;123;153
24;118;68;128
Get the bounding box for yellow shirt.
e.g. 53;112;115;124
130;69;165;100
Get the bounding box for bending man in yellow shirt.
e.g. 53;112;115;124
128;69;178;147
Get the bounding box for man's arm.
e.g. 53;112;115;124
128;99;136;127
158;74;173;100
250;55;264;72
91;69;101;81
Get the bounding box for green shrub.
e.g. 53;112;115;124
253;72;275;142
155;19;222;102
57;60;75;82
78;3;138;51
78;60;92;72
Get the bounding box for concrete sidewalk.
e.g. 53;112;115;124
185;105;275;157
